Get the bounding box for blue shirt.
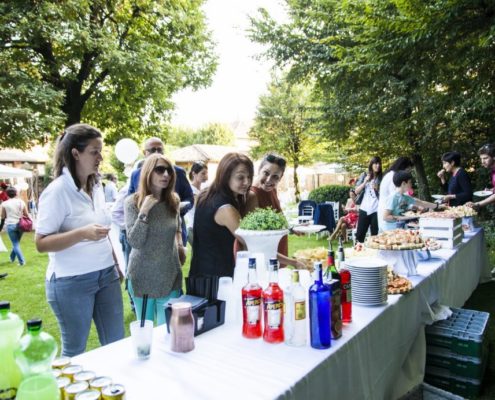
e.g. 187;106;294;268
382;192;415;231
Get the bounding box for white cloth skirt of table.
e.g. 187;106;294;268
73;229;491;400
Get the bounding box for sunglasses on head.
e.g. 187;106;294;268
265;154;286;168
146;146;163;154
153;165;173;175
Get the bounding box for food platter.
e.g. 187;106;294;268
473;190;493;197
431;194;444;200
366;229;425;250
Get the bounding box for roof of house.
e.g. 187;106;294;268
0;147;49;163
171;144;248;163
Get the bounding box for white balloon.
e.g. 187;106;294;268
115;139;139;164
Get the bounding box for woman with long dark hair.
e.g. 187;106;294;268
354;156;382;243
190;153;254;278
125;154;185;325
36;123;124;356
378;157;414;231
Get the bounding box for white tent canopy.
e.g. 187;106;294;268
0;164;32;179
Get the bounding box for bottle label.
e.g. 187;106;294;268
0;387;16;400
244;297;261;325
294;301;306;320
265;300;283;328
342;283;352;302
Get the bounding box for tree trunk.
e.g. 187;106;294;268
293;162;300;203
411;153;431;200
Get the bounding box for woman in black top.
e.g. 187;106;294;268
190;153;254;278
437;151;473;206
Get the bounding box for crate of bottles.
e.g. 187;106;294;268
425;366;481;398
425;308;489;358
426;346;486;380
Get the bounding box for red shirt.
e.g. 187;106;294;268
0;191;8;202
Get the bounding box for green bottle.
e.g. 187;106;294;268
15;319;60;400
0;300;24;400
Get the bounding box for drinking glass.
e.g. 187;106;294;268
130;320;153;360
16;373;59;400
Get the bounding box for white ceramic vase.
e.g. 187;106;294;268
235;228;289;286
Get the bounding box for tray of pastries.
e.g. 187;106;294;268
387;269;413;294
366;229;424;250
293;247;327;271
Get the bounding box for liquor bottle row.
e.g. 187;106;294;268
241;239;352;350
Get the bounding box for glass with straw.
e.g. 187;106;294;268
130;294;153;359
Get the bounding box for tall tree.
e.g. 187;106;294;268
249;76;325;201
169;123;235;147
0;0;217;148
250;0;495;198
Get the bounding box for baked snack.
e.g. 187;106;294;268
366;229;424;250
387;270;413;294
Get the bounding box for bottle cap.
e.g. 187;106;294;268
313;261;322;270
248;258;256;268
292;270;300;283
0;301;10;310
27;318;42;330
268;258;279;271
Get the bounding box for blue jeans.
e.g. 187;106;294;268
7;224;25;265
46;266;124;357
127;280;179;326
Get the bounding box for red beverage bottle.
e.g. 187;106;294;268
262;258;284;343
339;268;352;323
242;258;263;339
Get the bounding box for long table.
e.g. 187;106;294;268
74;229;491;400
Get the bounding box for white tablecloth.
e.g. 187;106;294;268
74;229;491;400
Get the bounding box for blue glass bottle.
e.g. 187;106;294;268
309;261;331;349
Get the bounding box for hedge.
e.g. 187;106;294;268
308;185;351;211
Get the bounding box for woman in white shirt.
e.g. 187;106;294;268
377;157;414;232
354;156;382;243
35;123;124;357
0;187;29;265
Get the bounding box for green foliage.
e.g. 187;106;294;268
249;74;331;200
0;0;217;147
308;185;350;208
249;0;495;198
168;123;235;147
239;207;289;230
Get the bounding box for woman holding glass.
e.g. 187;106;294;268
36;123;124;357
125;154;185;325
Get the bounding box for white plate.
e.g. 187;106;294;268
473;190;493;197
292;224;326;234
431;194;444;200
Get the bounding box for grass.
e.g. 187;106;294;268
0;231;493;399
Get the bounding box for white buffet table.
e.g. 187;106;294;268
74;229;491;400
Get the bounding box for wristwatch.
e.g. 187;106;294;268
138;213;148;223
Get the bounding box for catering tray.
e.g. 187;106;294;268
425;308;489;358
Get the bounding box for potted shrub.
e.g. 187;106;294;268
235;208;289;261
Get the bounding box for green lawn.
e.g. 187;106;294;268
1;231;493;399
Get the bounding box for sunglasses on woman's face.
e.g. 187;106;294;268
146;146;164;154
153;165;173;175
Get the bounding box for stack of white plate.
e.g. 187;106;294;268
345;257;388;306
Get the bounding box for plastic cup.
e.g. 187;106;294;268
130;320;153;360
217;277;233;301
16;373;60;400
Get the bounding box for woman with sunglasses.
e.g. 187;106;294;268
125;154;185;325
184;161;209;244
190;153;254;278
246;153;305;268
